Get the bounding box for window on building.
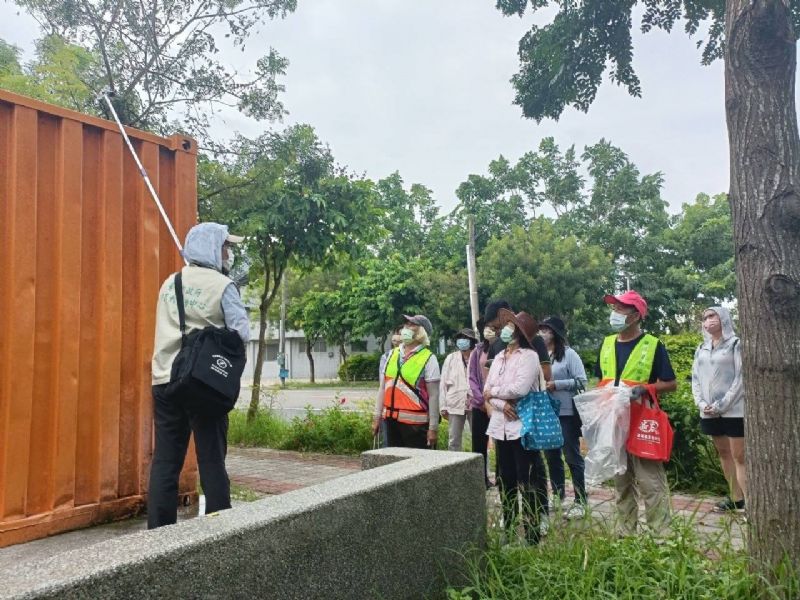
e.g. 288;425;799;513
350;339;368;353
313;339;327;353
265;343;279;361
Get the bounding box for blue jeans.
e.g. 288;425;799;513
544;414;586;504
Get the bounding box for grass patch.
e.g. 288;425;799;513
230;483;261;502
229;404;374;455
228;408;291;447
447;518;799;600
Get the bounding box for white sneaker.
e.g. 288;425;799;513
565;503;586;520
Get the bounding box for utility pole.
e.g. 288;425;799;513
466;216;480;334
278;271;287;388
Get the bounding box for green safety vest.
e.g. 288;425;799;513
599;333;659;385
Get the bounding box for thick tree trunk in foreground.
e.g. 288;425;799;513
725;0;800;575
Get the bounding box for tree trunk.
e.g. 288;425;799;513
247;287;271;423
339;341;348;364
306;339;315;383
247;265;284;422
725;0;800;576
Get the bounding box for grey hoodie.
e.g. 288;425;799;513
182;222;250;344
691;306;743;418
183;222;228;271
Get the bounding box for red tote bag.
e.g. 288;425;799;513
626;384;674;462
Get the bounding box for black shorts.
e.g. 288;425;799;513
700;417;744;438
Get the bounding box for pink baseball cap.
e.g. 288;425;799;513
604;290;648;318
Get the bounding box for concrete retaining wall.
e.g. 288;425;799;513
2;449;486;600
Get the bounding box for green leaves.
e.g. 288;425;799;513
494;1;800;121
13;0;297;142
479;219;614;344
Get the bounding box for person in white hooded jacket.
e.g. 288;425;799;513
148;222;250;529
691;306;745;512
439;328;478;451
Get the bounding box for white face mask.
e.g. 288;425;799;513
609;311;629;332
222;253;235;272
483;327;496;341
539;331;553;344
401;327;415;342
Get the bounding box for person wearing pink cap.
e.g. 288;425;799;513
593;289;677;536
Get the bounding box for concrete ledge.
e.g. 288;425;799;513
2;449;486;600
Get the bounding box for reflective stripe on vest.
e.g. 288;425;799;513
599;334;658;385
383;346;431;425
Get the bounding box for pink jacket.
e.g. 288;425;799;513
484;347;541;441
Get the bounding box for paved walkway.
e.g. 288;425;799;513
227;447;361;495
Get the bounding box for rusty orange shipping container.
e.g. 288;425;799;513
0;89;199;547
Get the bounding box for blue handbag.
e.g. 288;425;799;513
517;380;563;451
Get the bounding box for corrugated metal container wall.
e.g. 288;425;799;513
0;90;199;547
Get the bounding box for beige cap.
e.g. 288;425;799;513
225;233;244;244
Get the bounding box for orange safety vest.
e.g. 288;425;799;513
383;346;432;426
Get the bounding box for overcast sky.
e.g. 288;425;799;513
3;0;786;215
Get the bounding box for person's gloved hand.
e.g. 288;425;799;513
629;385;647;403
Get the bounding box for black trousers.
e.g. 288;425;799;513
147;384;231;529
385;418;429;449
544;414;587;504
495;437;549;544
471;408;491;485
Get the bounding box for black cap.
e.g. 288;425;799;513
483;300;511;323
540;316;567;340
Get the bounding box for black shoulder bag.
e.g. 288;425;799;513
165;271;246;417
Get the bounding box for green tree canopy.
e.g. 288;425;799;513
479;219;613;347
0;35;100;111
201;124;381;418
14;0;297;141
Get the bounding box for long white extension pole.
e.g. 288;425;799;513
99;91;187;264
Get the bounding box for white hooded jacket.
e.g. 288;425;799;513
151;223;249;385
691;306;743;419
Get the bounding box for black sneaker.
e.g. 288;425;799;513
714;497;745;512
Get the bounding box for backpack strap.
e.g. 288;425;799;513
174;271;187;341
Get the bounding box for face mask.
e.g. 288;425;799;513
539;331;553;344
609;311;628;332
500;325;515;343
456;338;471;351
483;327;496;341
400;327;414;342
222;252;234;273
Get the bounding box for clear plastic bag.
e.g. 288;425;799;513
574;385;631;486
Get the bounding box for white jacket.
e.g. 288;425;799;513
439;351;472;415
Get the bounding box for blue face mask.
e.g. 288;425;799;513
456;338;471;351
500;325;515;343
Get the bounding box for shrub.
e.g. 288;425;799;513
281;404;374;455
447;519;799;600
662;332;702;380
339;352;382;382
659;333;727;494
575;346;598;375
228;409;290;447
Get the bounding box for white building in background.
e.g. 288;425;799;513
242;322;383;383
